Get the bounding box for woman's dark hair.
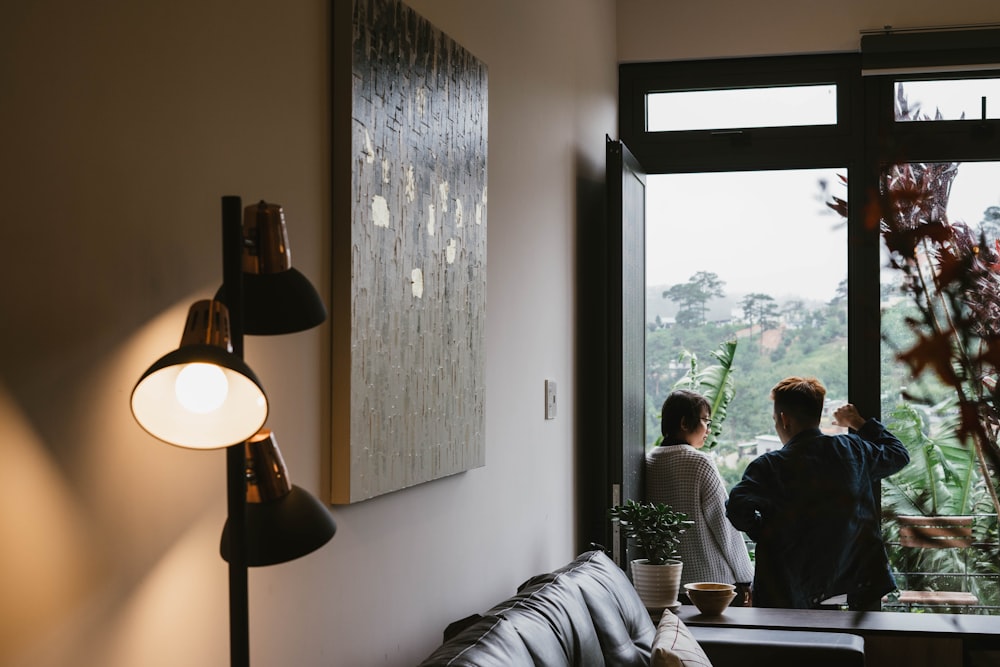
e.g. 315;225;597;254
660;389;710;440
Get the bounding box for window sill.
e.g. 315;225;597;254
675;604;1000;667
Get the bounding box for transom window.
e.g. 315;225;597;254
894;77;1000;121
646;84;838;131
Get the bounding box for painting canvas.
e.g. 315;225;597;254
331;0;488;503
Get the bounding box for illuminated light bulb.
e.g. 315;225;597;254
175;363;229;414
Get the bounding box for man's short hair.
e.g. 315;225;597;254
661;389;710;439
771;376;826;425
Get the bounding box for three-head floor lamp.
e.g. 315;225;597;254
130;196;336;667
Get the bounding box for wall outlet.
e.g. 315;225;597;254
545;380;557;420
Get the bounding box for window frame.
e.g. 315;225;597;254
620;53;879;417
617;49;1000;426
619;54;862;173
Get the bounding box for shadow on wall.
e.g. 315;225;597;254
0;381;102;663
0;297;228;666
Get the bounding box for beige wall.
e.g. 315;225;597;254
0;0;615;665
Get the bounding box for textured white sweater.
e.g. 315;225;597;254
645;444;755;586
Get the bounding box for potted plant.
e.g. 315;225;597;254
608;499;693;610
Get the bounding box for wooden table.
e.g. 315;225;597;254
676;604;1000;667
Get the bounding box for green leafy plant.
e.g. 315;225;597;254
671;339;738;450
608;499;693;565
882;400;979;518
881;401;997;609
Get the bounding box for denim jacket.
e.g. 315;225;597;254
726;420;910;609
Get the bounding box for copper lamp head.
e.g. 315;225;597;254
215;200;328;335
220;429;337;566
130;299;268;449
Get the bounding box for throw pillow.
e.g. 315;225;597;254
650;610;713;667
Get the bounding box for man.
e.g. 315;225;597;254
726;376;910;610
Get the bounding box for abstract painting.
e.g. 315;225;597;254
331;0;488;503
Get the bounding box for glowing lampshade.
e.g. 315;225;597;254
131;300;268;449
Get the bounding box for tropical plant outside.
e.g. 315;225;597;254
669;339;738;451
880;401;1000;611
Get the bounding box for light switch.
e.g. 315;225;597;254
545;380;557;420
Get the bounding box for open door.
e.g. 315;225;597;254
605;137;647;567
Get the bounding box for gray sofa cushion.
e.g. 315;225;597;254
417;550;655;666
420;615;535;666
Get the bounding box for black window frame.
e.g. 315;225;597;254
620;54;862;173
618;43;1000;425
620;53;878;416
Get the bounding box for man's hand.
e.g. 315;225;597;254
833;403;866;430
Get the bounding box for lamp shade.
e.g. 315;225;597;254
131;300;268;449
220;430;336;566
215;200;327;335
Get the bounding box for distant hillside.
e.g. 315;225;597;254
646;284;829;325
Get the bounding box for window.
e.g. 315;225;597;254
617;40;1000;613
646;84;838;131
893;77;1000;121
622;55;863;461
646;169;848;470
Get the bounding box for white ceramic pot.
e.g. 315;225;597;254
630;559;683;611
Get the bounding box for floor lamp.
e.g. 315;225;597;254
131;196;336;667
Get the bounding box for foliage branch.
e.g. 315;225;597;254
826;85;1000;521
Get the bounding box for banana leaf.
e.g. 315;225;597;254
672;339;738;449
883;399;979;517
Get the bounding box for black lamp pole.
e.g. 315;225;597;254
221;195;250;667
131;195;332;665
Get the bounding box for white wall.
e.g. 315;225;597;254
0;0;615;665
617;0;999;62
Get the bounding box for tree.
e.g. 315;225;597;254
830;278;848;306
663;271;725;327
781;299;807;328
980;205;1000;249
740;292;778;351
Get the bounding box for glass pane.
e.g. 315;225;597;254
878;160;1000;613
646;85;837;132
895;78;1000;121
645;169;848;490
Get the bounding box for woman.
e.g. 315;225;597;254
646;389;753;603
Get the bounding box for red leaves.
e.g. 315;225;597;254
897;330;960;386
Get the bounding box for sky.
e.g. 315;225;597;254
646;162;1000;305
646;168;847;303
645;78;1000;305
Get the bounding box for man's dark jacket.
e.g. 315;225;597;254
726;420;910;609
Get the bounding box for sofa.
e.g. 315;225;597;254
416;549;866;667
